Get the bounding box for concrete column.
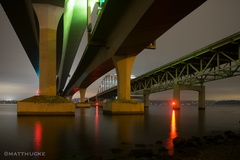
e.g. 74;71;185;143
238;44;240;60
173;84;181;110
79;88;87;103
173;84;205;110
112;55;136;100
143;93;150;108
198;85;205;110
103;55;144;114
76;88;90;108
33;4;63;96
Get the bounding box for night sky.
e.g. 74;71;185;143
0;0;240;101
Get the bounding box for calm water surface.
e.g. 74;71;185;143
0;104;239;159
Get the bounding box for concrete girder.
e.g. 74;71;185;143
57;0;88;93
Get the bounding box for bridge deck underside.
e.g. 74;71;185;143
92;32;240;100
64;0;206;96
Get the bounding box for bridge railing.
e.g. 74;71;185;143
131;31;240;95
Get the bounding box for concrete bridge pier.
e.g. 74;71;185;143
103;55;144;114
143;93;150;108
76;88;90;108
173;84;205;110
17;4;75;115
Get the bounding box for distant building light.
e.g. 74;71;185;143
131;75;136;79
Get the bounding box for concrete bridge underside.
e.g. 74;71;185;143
64;0;206;96
1;0;206;115
63;0;206;114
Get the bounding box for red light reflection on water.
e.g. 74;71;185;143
34;121;42;151
95;106;99;144
166;110;178;155
95;105;99;118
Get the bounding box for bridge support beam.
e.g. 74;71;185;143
76;88;90;108
103;55;144;114
173;84;205;110
17;4;75;115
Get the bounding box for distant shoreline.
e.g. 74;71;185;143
215;100;240;105
0;100;240;105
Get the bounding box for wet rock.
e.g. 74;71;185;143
111;148;123;154
121;142;131;145
187;138;200;147
173;137;187;148
85;155;103;160
158;146;168;152
186;136;204;147
129;148;154;158
155;140;163;144
203;135;215;144
214;134;225;144
135;143;147;147
224;130;238;139
175;147;201;158
155;154;173;160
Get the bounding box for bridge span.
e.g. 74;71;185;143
1;0;206;115
91;32;240;109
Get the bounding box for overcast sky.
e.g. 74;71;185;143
0;0;240;101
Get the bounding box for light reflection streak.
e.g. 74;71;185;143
166;110;178;155
95;106;99;144
34;121;42;152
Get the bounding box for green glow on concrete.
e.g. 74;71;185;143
59;0;87;88
99;0;105;6
67;0;75;10
64;0;87;39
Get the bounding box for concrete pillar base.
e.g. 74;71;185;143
103;100;144;114
17;96;75;116
172;107;180;110
75;102;91;108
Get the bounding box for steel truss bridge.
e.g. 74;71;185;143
93;31;240;100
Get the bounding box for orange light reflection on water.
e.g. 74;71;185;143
34;121;42;152
166;110;178;155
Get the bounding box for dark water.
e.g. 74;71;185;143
0;104;239;159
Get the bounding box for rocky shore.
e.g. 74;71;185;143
85;130;240;160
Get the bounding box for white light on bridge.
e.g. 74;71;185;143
131;75;136;79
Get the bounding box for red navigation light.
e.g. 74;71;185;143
171;101;176;106
96;102;99;106
36;90;40;95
